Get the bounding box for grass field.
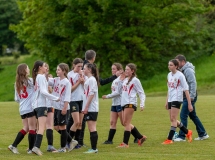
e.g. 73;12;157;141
0;96;214;160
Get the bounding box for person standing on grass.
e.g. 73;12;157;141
75;50;121;147
48;63;71;153
174;55;209;142
8;63;37;154
44;63;57;152
82;63;99;153
162;59;193;145
67;58;85;150
117;63;147;148
31;61;60;156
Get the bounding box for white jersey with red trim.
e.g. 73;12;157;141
67;70;86;101
121;77;145;108
32;74;59;109
167;71;189;102
15;78;34;115
82;76;99;112
49;77;71;110
106;77;123;106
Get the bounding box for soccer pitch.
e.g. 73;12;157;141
0;96;214;160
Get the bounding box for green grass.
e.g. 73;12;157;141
0;96;214;160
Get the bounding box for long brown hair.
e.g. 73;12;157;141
85;63;100;86
126;63;137;85
58;63;69;78
112;63;123;71
32;60;44;85
16;63;29;94
72;58;83;70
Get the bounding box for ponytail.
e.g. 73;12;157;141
126;63;137;85
85;63;100;86
32;61;44;85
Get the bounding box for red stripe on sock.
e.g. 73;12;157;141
29;130;36;134
20;129;27;135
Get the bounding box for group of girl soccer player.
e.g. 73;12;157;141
8;50;194;156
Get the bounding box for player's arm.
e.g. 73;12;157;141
62;82;71;115
99;75;117;86
134;79;145;111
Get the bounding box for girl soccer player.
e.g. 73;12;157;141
67;58;85;151
102;63;124;144
31;61;59;156
82;63;99;153
117;63;147;148
44;63;57;152
8;63;37;154
162;59;193;144
49;63;71;152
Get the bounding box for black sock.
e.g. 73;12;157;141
74;129;81;141
123;131;131;145
58;130;72;143
69;130;76;140
61;130;68;148
178;122;188;134
28;130;36;150
34;134;43;148
90;131;98;150
168;126;176;140
131;126;143;139
107;129;116;141
46;129;53;145
12;129;27;147
79;117;86;145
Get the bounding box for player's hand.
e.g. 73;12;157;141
102;95;107;99
116;70;123;77
165;102;168;110
61;108;67;115
188;104;193;112
82;108;88;114
56;98;60;102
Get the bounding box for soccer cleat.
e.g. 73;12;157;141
116;142;129;148
47;145;57;152
8;145;19;154
52;148;67;153
186;130;193;143
103;140;113;144
162;139;173;144
173;138;186;142
27;149;33;154
83;149;98;153
32;147;43;156
75;144;82;149
138;135;147;146
68;139;78;152
194;134;209;141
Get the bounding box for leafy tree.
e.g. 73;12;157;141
0;0;22;55
12;0;212;78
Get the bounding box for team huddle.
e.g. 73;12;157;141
8;50;209;155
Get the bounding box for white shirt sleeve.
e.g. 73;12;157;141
38;76;59;101
180;74;189;91
63;81;71;102
134;79;146;108
14;85;20;103
88;78;98;96
106;80;122;98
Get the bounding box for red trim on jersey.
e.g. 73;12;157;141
70;78;74;86
86;85;89;97
60;86;65;97
176;79;180;89
128;84;134;95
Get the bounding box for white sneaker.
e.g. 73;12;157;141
68;139;78;152
52;148;67;153
8;145;19;154
194;134;209;140
173;138;186;142
32;147;43;156
27;149;32;154
83;149;98;153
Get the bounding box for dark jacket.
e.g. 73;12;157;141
83;60;117;86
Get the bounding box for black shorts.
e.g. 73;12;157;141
34;107;48;118
47;107;54;113
21;111;35;119
85;112;98;121
54;109;69;126
168;101;182;109
122;104;137;111
111;105;122;112
70;101;83;113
